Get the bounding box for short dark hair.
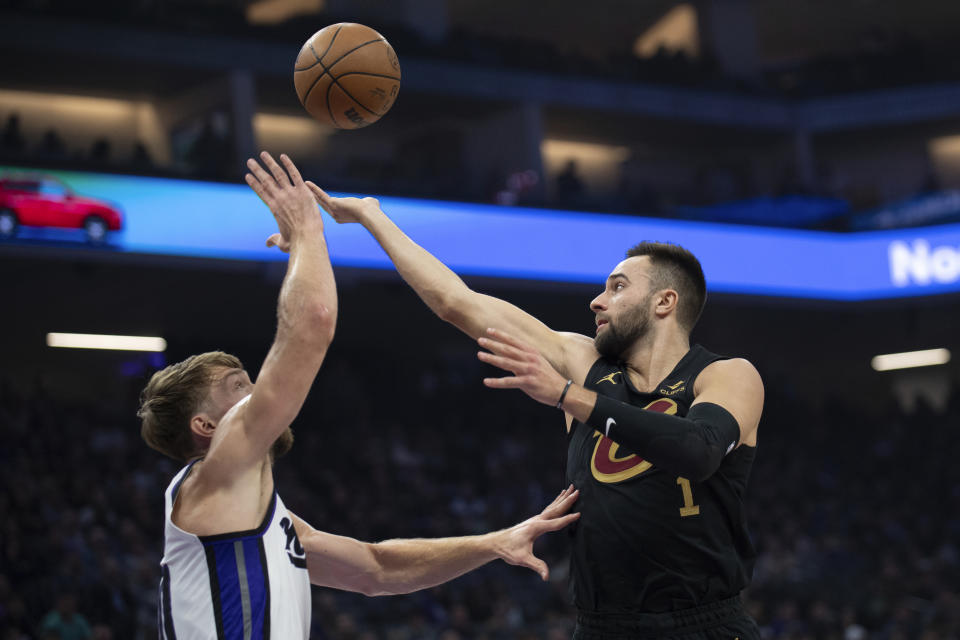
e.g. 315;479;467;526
625;241;707;332
137;351;243;461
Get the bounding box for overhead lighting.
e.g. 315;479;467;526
47;332;167;352
871;348;951;371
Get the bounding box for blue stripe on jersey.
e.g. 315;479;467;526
205;536;270;640
159;565;177;640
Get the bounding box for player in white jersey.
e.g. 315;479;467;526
137;152;581;640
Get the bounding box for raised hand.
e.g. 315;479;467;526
306;182;381;225
478;328;570;407
494;485;580;581
244;152;322;252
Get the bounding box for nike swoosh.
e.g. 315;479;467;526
605;417;616;437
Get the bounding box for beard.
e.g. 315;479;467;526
270;427;294;461
594;295;653;361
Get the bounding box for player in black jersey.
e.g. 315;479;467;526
305;189;764;640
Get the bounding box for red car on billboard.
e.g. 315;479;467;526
0;175;124;243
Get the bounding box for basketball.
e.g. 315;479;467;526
294;23;401;130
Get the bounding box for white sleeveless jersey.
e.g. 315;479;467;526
158;461;312;640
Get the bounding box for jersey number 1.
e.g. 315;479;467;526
676;477;700;517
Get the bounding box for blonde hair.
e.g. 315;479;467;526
138;351;242;461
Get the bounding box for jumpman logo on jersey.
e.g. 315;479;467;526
596;371;621;385
279;517;307;569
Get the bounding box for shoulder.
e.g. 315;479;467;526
557;331;601;382
696;357;762;389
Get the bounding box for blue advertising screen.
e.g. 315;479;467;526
2;166;960;300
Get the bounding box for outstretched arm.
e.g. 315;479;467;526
202;153;337;478
303;185;596;382
479;329;763;481
290;486;579;596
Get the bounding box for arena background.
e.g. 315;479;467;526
2;0;959;638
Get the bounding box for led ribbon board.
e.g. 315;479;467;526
3;166;960;300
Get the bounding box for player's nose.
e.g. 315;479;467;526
590;293;606;312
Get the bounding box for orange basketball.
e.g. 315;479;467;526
294;23;401;129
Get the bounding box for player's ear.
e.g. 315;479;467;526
190;413;217;439
654;289;679;318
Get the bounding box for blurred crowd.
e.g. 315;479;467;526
1;346;958;639
4;0;958;97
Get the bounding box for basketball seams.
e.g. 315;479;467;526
307;59;396;126
327;74;394;119
324;81;340;128
298;37;393;118
294;25;343;71
294;25;400;129
334;71;401;82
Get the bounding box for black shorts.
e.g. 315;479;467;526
573;596;759;640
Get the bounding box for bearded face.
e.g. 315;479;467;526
594;291;654;361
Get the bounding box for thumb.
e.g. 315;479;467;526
265;233;289;252
306;181;330;206
514;551;549;581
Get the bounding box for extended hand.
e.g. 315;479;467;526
495;485;580;580
244;152;321;252
306;182;381;225
478;328;570;407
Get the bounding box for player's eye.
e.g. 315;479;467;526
614;282;624;291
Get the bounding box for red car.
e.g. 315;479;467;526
0;175;124;243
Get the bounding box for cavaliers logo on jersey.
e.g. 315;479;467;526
590;398;677;483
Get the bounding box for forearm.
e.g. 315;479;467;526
562;385;740;481
367;532;501;596
361;209;472;323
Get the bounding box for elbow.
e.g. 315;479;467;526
431;285;476;324
674;449;722;483
293;300;336;346
310;302;337;344
683;460;718;483
357;544;392;597
434;294;460;323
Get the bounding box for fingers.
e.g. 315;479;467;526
539;512;580;533
244;172;271;204
279;153;304;186
483;376;524;389
478;335;528;361
545;485;574;510
542;489;580;518
246;159;275;195
306;181;331;205
260;151;292;187
477;350;523;374
484;328;533;353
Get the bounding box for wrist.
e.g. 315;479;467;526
556;379;574;409
487;528;512;561
288;221;325;246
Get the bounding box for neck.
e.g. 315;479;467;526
621;327;690;393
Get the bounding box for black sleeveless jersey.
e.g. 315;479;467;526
565;344;757;614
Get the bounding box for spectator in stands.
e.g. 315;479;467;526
39;594;92;640
88;138;111;166
1;114;26;156
36;129;66;162
554;159;584;205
